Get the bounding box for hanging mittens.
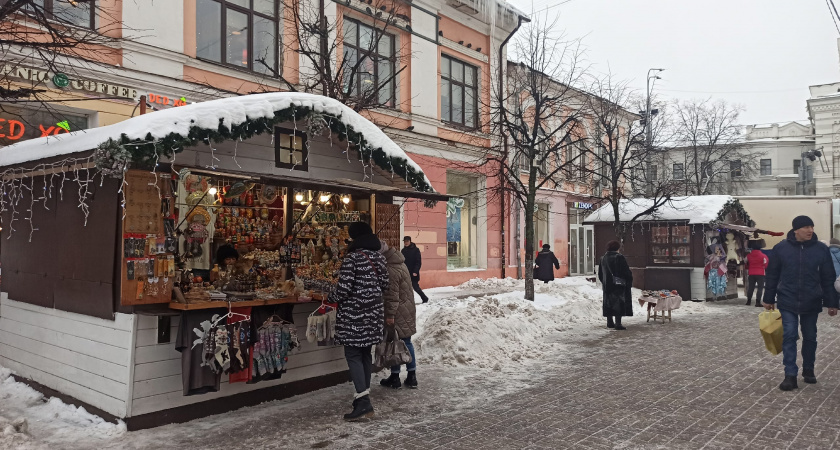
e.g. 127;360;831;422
306;315;317;343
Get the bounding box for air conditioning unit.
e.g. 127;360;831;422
446;0;480;15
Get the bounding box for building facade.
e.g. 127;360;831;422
1;0;535;287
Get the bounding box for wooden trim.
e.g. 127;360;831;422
124;370;349;430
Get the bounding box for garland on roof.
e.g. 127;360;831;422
103;105;435;197
711;198;754;228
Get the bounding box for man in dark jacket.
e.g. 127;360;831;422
534;244;560;284
763;215;839;391
402;236;429;303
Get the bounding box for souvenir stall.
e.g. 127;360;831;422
0;93;445;429
585;196;776;302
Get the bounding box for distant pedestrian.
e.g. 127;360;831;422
534;244;560;284
829;238;840;279
598;240;634;330
378;240;418;389
402;236;429;303
763;215;838;391
745;248;768;307
329;222;389;420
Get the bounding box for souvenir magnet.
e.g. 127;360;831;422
126;260;135;280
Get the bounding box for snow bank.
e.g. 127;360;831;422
414;277;724;369
0;366;126;449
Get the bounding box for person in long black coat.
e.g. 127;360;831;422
534;244;560;283
597;240;634;330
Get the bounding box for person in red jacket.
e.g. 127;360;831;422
745;248;769;306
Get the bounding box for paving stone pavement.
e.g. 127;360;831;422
360;299;840;450
102;298;840;450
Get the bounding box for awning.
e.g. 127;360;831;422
184;166;449;203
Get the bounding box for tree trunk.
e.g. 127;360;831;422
524;185;536;301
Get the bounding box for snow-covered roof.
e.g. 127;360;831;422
584;195;735;224
0;92;435;192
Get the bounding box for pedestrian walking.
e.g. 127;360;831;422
597;240;634;330
402;236;429;303
329;222;389;420
763;215;839;391
534;244;560;284
745;248;768;307
378;240;418;389
829;238;840;279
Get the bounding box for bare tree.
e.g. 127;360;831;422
584;75;679;242
256;0;410;113
489;19;590;301
0;1;126;101
669;98;763;195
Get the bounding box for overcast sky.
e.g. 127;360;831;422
505;0;840;126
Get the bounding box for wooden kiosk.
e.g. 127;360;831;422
585;196;758;301
0;93;444;429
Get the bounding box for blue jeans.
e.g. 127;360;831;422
391;337;416;373
780;309;819;376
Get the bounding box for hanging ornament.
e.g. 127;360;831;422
93;139;132;178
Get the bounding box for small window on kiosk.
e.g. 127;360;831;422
274;127;308;170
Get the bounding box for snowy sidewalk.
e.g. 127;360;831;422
1;278;795;449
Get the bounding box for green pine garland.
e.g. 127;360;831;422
113;105;436;199
711;198;754;227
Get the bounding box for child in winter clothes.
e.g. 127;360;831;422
745;248;769;307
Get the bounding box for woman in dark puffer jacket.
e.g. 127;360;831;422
329;222;388;421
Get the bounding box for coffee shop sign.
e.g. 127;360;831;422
0;64;138;100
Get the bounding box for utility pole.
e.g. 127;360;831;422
645;68;664;196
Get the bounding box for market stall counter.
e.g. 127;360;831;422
0;93;446;429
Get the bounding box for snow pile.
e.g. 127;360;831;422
584;195;733;224
0;92;434;192
456;277;523;291
414;277;724;369
0;366;126;449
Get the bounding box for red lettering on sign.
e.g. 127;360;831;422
7;120;24;140
0;118;6;138
39;125;55;137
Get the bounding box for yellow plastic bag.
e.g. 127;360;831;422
759;309;783;355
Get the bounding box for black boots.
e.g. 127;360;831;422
745;299;752;305
803;369;817;384
379;373;402;389
755;302;763;307
405;371;417;389
607;318;615;328
344;395;374;421
779;376;798;391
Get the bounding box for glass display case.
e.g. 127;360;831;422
650;224;692;265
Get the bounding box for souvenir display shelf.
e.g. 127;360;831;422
120;170;178;306
168;292;328;310
650;224;692;266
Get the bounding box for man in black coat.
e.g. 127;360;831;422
534;244;560;284
402;236;429;303
763;215;839;391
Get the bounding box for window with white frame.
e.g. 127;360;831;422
447;172;479;269
730;159;742;178
441;55;478;128
760;159;772;176
673;163;684;180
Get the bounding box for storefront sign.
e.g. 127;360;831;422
573;201;594;210
0;108;87;145
146;92;188;108
0;64;138;99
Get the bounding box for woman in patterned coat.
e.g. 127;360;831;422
329;221;388;421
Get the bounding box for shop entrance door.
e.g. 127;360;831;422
568;207;595;275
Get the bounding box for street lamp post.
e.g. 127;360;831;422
645;68;664;195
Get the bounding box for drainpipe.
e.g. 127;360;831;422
498;13;529;279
